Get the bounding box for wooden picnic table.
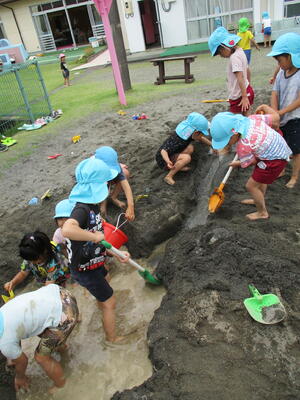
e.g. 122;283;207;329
150;55;196;85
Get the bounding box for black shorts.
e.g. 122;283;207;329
71;266;113;302
281;119;300;155
62;69;69;79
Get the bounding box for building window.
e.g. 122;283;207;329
284;0;300;17
185;0;253;42
0;21;6;39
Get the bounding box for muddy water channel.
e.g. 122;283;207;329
17;247;166;400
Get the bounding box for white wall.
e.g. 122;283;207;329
156;0;187;48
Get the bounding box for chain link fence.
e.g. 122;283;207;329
0;60;52;135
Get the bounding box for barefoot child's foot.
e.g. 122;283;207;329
164;176;175;185
111;198;126;208
246;211;269;220
106;335;127;344
240;199;255;205
286;177;297;188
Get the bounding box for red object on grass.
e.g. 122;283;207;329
47;154;62;159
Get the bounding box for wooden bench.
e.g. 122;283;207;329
150;55;196;85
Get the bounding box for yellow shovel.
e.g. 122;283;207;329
208;154;238;213
1;290;15;303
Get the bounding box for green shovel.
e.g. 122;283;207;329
244;284;286;324
101;240;161;285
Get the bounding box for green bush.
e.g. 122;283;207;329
74;47;95;65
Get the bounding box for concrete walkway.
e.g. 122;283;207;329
71;47;163;71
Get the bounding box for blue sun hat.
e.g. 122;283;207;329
95;146;121;179
69;158;112;204
176;112;209;139
262;11;270;19
0;312;3;338
208;26;241;56
267;32;300;68
54;199;75;219
210;112;250;150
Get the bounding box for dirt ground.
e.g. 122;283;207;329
0;50;300;399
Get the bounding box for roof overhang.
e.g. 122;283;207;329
0;0;19;5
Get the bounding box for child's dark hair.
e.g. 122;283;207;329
274;53;290;59
19;231;56;263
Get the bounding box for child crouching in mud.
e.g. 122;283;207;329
155;112;212;185
210;105;292;220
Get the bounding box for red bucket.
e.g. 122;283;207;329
103;221;128;249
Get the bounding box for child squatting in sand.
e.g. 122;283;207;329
155;112;211;185
210;106;292;221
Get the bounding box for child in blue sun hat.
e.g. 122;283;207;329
155;112;212;185
208;26;254;115
262;11;272;48
62;157;130;343
95;146;135;221
52;199;75;246
210;108;292;220
261;32;300;189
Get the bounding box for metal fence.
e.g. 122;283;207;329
0;60;52;135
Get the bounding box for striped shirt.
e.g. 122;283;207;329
237;115;292;168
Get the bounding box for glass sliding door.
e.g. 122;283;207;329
32;14;56;51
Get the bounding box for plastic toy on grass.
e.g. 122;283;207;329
1;136;17;147
117;110;126;115
72;135;81;143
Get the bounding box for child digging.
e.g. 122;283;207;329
265;32;300;188
210;108;292;220
4;231;70;292
208;26;254;115
62;157;130;343
155;112;211;185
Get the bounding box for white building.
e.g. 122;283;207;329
0;0;299;54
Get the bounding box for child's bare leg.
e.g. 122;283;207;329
111;183;126;208
241;184;267;205
34;352;66;392
164;153;192;185
98;295;124;342
245;178;269;220
286;154;300;188
100;199;108;218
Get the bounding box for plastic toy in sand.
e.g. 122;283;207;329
47;153;62;159
28;197;39;205
117;110;126;115
132;113;149;120
1;290;15;303
72;135;81;143
41;189;51;200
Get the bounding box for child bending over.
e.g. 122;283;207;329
4;231;70;292
155;112;211;185
210;107;292;220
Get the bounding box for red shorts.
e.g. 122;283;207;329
229;85;254;114
252;159;287;184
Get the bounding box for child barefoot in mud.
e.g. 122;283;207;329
208;27;254;115
265;32;300;188
210;108;292;220
95;146;135;221
0;284;78;394
62;157;130;343
155;112;211;185
4;231;70;293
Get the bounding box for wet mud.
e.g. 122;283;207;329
0;88;299;400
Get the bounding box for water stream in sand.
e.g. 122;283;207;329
16;245;166;400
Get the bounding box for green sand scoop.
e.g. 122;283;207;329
244;284;286;324
101;240;161;285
